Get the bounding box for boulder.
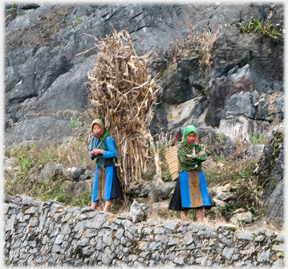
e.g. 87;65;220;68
138;176;176;202
3;157;18;173
266;180;284;230
41;162;57;181
40;162;68;181
215;192;233;202
230;211;253;225
130;199;149;223
70;165;92;181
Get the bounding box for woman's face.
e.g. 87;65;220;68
186;132;197;140
92;124;102;136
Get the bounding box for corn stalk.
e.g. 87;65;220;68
86;29;162;202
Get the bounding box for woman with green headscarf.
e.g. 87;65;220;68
89;119;121;212
169;125;211;222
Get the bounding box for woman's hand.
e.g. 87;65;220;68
187;151;205;158
89;149;104;157
92;149;104;155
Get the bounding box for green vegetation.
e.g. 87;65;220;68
69;115;81;130
4;136;91;207
4;127;269;225
71;15;86;31
249;131;267;145
5;3;18;21
219;201;236;220
239;18;284;39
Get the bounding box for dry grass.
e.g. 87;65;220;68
86;29;161;196
186;26;222;69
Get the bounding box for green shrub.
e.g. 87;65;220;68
239;18;283;39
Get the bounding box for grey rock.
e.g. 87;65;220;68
275;234;285;243
85;228;97;238
226;90;257;119
41;162;57;181
215;191;233;201
154;227;166;234
61;223;71;235
54;234;64;245
70;165;91;181
77;238;90;247
266;180;284;229
21;195;37;205
146;218;161;226
236;232;254;241
7;203;20;215
52;244;61;253
114;228;124;240
272;243;284;252
162;220;180;230
258;249;270;263
168;237;179;246
28;217;38;227
213;198;226;207
73;220;86;232
16;211;25;222
222;247;234;260
129;199;149;223
103;233;113;246
3;3;285;266
49;203;64;216
221;224;237;231
72;180;93;199
230;211;253;225
174;255;186;265
273;259;284;268
91;212;108;228
82;246;94;257
183;232;194;245
148;241;161;251
96;237;104;251
3;157;17;172
102;247;114;266
155;234;168;244
128;255;138;262
5;214;16;232
247;144;265;160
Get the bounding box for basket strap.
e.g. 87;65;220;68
173;131;178;146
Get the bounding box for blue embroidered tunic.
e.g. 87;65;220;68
90;136;117;201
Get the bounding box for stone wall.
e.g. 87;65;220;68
4;194;284;267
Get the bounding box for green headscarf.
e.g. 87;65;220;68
181;125;198;146
183;125;198;139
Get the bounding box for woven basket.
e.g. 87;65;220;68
164;146;179;181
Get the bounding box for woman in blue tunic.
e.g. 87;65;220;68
168;125;211;222
89;119;121;212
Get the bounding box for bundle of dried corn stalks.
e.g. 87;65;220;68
86;29;162;196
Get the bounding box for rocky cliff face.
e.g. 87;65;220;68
4;2;284;143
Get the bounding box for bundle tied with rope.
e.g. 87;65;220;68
86;29;162;199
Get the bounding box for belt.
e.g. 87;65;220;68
104;158;115;167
